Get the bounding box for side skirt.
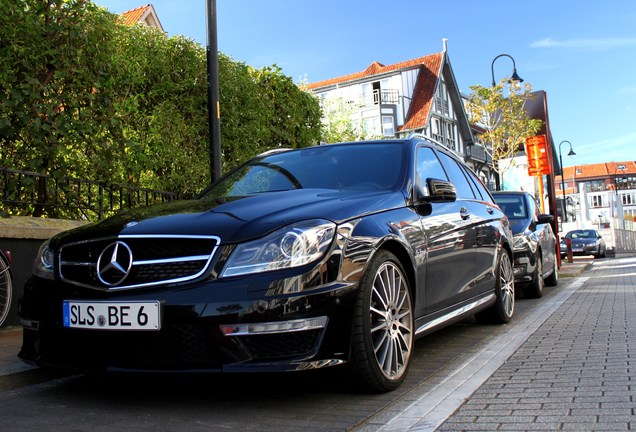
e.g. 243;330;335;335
414;294;496;338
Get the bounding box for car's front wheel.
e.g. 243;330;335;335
476;251;514;324
349;250;414;393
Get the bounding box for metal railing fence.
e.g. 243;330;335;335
1;168;181;221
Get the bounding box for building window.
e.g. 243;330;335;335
445;121;456;150
431;117;442;143
622;193;635;206
591;195;606;208
382;116;395;137
586;180;606;192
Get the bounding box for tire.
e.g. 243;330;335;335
544;253;559;287
0;256;12;327
475;251;514;324
524;255;544;299
349;250;414;393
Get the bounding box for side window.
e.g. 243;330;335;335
416;146;448;187
465;169;489;201
528;195;540;220
436;151;476;199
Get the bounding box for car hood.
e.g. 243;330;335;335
53;189;406;246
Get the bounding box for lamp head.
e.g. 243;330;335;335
509;69;524;85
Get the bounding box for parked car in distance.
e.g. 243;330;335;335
19;136;514;393
492;191;558;298
560;229;606;259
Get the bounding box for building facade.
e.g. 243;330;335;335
556;161;636;229
306;41;496;189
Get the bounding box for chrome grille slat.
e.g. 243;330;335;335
59;234;220;291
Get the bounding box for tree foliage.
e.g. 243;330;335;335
0;0;321;218
466;80;543;180
318;98;380;143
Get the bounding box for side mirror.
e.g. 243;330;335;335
537;213;554;225
416;178;457;203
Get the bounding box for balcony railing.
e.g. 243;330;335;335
373;89;400;105
1;168;181;221
465;144;492;164
343;89;401;107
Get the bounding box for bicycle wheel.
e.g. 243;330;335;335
0;256;12;327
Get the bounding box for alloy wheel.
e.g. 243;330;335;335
369;261;413;381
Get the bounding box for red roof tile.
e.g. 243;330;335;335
120;4;151;26
306;53;444;132
306;53;443;90
557;161;636;193
399;53;443;132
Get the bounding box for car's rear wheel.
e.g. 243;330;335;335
349;250;413;393
476;251;514;324
545;252;559;287
524;255;544;298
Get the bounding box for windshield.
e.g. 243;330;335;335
200;143;404;198
566;230;597;239
493;195;527;220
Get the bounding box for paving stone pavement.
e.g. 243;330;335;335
434;255;636;431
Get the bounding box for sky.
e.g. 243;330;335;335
94;0;636;168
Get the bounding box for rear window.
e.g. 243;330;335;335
493;195;527;219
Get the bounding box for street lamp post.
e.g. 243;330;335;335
206;0;222;182
559;140;576;222
491;54;524;87
489;54;524;191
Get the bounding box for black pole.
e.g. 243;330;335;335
206;0;222;182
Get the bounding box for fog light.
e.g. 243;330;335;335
220;316;328;336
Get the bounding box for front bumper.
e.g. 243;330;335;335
560;243;599;257
512;249;535;285
18;275;359;374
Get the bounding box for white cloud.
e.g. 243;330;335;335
618;86;636;94
530;37;636;49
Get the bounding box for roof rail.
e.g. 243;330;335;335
406;133;445;148
406;133;465;159
257;148;292;157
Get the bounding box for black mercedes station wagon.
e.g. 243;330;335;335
19;136;514;392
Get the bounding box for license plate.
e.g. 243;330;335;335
63;301;161;331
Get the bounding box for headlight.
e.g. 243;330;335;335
221;219;336;277
512;235;530;252
33;239;55;280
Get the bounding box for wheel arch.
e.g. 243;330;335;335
373;239;417;302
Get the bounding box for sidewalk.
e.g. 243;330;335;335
367;254;636;431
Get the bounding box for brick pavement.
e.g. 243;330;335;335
435;255;636;431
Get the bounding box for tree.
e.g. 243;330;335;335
0;0;321;219
316;97;382;144
466;80;543;188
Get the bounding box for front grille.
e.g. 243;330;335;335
59;234;219;291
